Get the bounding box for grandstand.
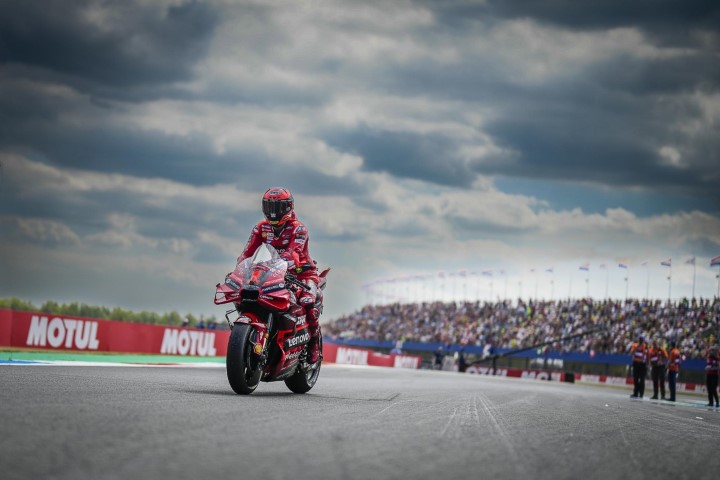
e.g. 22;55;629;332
326;297;720;360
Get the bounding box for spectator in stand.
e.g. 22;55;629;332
629;334;648;398
648;338;668;400
705;345;719;407
182;316;190;328
196;316;205;329
667;340;682;402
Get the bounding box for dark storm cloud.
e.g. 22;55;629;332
423;0;720;47
591;53;720;95
0;0;218;89
323;125;474;187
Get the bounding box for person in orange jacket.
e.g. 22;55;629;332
648;339;669;400
629;334;648;398
666;340;682;402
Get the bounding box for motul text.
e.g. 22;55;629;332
26;316;100;350
160;329;218;356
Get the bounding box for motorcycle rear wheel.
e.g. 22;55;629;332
285;334;322;394
226;324;261;394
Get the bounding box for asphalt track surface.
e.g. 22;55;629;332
2;364;719;480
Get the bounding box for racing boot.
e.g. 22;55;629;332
306;307;321;364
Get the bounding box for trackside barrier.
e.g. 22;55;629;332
322;342;421;369
575;373;704;394
464;364;703;393
0;310;423;368
465;365;566;381
0;309;229;356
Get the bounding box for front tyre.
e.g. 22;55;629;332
226;324;261;394
285;334;322;394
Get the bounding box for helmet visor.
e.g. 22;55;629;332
262;198;292;223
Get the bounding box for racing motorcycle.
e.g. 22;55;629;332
214;243;330;395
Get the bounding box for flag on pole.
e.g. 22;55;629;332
711;256;720;267
660;258;672;267
545;267;554;273
685;257;696;265
640;261;648;266
618;263;628;269
579;263;590;271
482;270;493;277
599;263;607;269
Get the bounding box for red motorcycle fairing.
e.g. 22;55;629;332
264;307;311;381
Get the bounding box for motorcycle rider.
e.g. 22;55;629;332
239;187;322;364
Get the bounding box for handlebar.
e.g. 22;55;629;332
284;273;311;291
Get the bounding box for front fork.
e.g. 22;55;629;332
229;311;274;363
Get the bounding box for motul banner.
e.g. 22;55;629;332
0;309;229;357
0;309;415;368
322;341;421;369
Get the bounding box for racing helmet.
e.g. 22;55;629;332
262;187;294;226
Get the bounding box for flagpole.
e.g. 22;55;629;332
503;271;507;300
605;268;609;299
625;275;629;300
584;265;590;298
692;261;696;298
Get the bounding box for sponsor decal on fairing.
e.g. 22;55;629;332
285;350;302;361
285;331;310;349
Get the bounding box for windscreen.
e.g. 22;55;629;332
233;244;287;284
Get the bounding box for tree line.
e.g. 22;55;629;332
0;297;218;327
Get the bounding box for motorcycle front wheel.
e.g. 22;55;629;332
285;334;322;394
226;323;261;394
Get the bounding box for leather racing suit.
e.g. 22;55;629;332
239;212;321;358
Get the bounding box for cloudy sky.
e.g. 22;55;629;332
1;0;719;321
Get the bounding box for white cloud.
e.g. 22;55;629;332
3;217;80;244
658;146;684;168
478;21;694;83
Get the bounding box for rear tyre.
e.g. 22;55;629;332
285;334;322;394
226;324;261;394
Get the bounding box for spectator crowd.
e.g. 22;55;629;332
326;297;720;359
